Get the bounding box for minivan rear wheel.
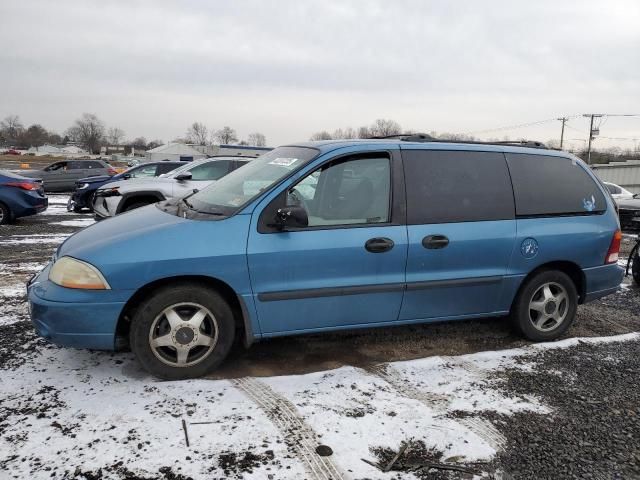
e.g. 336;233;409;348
511;270;578;341
129;284;236;379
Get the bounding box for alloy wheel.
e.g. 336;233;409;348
528;282;569;332
148;302;219;367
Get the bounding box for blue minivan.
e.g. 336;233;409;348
28;137;624;379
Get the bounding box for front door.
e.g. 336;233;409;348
247;151;408;335
399;148;517;320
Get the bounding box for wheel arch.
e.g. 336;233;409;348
515;260;586;306
115;275;254;350
116;191;166;214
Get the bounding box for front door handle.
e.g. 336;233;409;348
365;237;395;253
422;234;449;249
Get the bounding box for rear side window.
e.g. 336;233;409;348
87;161;105;169
506;154;606;216
403;150;515;224
189;160;232;180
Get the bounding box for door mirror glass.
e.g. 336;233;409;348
175;172;193;181
275;206;308;229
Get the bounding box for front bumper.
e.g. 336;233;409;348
27;264;128;350
92;194;121;220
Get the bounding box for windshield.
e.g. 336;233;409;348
188;147;318;214
159;161;194;178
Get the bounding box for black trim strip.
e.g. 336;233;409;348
258;276;501;302
258;283;405;302
405;275;502;291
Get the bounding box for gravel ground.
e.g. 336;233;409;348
1;195;639;479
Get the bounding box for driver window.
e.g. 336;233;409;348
287;156;391;226
46;162;67;172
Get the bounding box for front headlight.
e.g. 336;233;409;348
49;257;111;290
77;183;90;190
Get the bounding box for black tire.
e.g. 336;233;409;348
0;202;12;225
124;201;150;212
87;192;96;212
129;283;236;380
632;251;640;286
511;270;578;341
73;205;83;213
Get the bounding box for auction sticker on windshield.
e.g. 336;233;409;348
268;157;298;167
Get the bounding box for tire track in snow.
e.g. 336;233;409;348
366;360;506;452
232;377;346;480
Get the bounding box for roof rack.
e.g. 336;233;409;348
370;133;548;149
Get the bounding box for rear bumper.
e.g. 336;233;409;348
11;192;48;219
582;263;625;303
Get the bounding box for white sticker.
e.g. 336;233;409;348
268;157;298;167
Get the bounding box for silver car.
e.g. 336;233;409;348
92;157;250;219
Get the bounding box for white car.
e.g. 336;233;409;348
92;157;250;219
604;182;636;201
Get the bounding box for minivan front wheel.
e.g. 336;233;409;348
129;284;235;379
512;270;578;341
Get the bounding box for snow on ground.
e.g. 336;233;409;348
1;333;638;479
51;218;96;227
0;233;71;245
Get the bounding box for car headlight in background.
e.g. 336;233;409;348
49;257;111;290
77;183;90;190
97;186;120;197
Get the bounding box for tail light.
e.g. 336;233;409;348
107;168;117;175
605;229;622;264
4;182;39;191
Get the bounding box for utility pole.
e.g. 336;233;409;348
557;117;567;149
583;114;603;164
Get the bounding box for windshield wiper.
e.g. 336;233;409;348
182;197;194;209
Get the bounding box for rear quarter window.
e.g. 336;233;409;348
506;154;606;216
403;150;515;224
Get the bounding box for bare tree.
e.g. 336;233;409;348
213;126;238;144
147;139;163;150
247;132;266;146
357;126;371;139
186;122;209;145
1;114;24;142
107;127;125;145
331;127;358;139
369;118;402;137
20;124;49;148
66;113;105;153
309;130;333;141
129;137;148;150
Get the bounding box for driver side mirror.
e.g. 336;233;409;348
175;172;193;181
275;206;308;230
123;173;132;179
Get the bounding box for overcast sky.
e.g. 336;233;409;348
1;0;639;149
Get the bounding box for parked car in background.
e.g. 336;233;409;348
92;156;250;219
68;161;184;213
3;149;22;155
18;159;116;192
0;170;47;224
617;197;640;230
28;138;623;379
604;182;637;201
